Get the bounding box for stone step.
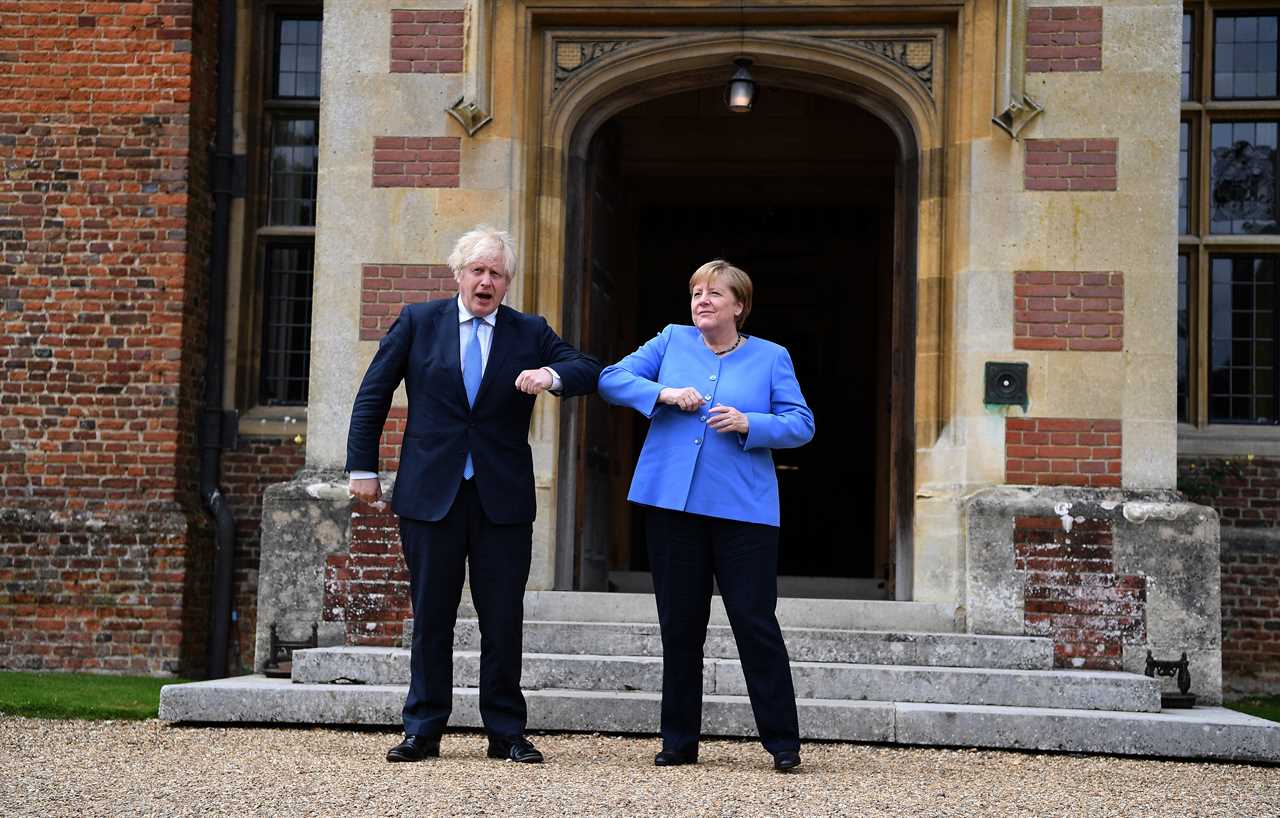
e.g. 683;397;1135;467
444;619;1052;669
157;675;1280;763
453;591;961;632
291;647;1159;712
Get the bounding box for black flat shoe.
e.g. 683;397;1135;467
772;750;801;772
654;749;697;766
487;735;544;763
386;734;440;762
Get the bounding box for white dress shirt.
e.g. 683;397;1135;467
350;296;560;481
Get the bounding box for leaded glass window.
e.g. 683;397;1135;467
1181;4;1280;432
1213;14;1278;100
260;243;314;405
1180;121;1191;235
1183;13;1195;101
1209;255;1278;423
1210;121;1278;235
276;18;322;99
1179;255;1190;423
269;118;318;226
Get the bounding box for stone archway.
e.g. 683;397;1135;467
517;29;946;601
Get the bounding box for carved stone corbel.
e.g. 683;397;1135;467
446;0;494;136
992;0;1043;138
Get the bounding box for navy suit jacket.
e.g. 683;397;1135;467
345;299;601;524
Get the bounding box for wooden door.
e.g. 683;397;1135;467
573;122;623;591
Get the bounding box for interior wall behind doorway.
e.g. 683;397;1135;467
569;85;901;599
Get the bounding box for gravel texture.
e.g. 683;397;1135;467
3;716;1279;817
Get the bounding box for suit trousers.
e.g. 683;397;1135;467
645;506;801;756
399;478;533;739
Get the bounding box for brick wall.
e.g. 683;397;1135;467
1027;6;1103;73
222;435;306;672
1014;271;1123;352
324;501;410;646
372;137;460;188
1015;515;1146;669
319;408;411;646
1179;456;1280;695
1025;138;1118;192
389;8;463;74
0;2;219;675
360;263;453;340
1220;536;1280;696
1006;418;1122;488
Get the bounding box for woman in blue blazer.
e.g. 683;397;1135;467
599;260;815;772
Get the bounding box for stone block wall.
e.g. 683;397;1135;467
966;487;1221;703
0;2;219;675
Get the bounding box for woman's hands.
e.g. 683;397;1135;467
658;386;705;412
708;404;749;435
659;387;749;435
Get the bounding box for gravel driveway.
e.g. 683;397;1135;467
3;716;1278;817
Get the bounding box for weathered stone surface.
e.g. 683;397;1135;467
716;661;1160;712
293;646;1155;711
159;676;1280;762
893;702;1280;763
964;487;1223;703
453;591;961;632
448;619;1051;668
252;469;355;672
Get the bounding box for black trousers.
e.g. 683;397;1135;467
646;506;800;755
399;478;532;739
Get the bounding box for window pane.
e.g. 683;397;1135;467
1177;255;1189;422
1213;14;1279;100
269;117;319;226
1183;14;1194;101
261;243;314;405
1210;121;1280;235
275;17;322;99
1209;255;1279;423
1179;121;1190;234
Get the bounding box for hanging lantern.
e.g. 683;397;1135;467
725;58;756;113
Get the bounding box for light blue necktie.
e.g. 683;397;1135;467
462;317;483;479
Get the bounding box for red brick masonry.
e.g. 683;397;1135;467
389;9;464;74
372;137;460;188
1220;537;1280;695
1025;138;1117;192
1015;515;1146;669
360;263;454;340
0;1;218;674
1027;6;1103;72
324;501;409;646
1014;271;1123;352
1006;418;1122;488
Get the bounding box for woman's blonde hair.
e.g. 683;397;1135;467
689;260;753;329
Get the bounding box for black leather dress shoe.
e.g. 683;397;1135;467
772;750;801;772
487;735;544;763
654;749;697;766
386;734;440;762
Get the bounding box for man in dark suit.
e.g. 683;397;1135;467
345;225;600;764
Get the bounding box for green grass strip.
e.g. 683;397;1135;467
0;671;194;721
1226;696;1280;724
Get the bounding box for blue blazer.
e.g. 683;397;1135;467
599;324;814;527
345;299;601;524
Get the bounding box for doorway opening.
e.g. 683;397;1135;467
565;85;904;599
